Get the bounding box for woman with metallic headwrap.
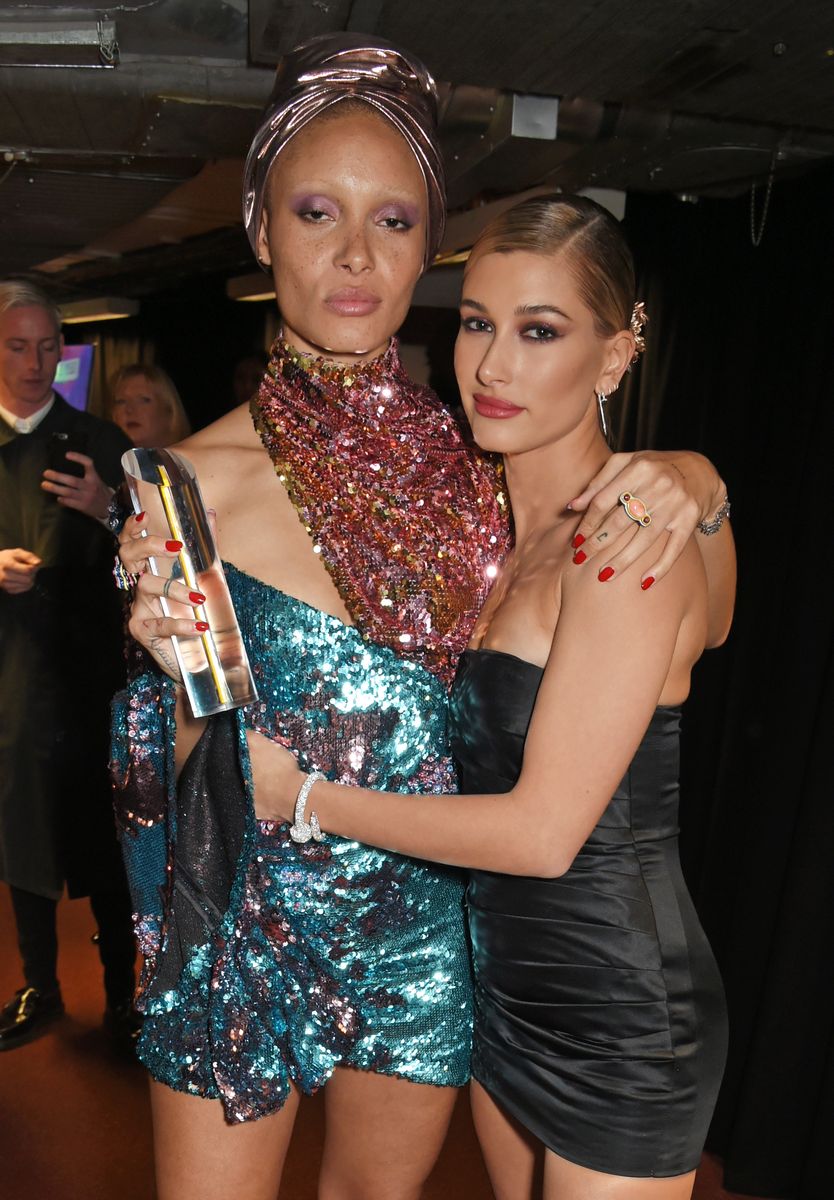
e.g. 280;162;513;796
112;34;732;1200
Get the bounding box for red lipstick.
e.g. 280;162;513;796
472;392;524;419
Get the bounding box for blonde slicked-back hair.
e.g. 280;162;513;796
467;194;637;341
0;279;63;335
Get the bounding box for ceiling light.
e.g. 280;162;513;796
60;297;138;324
227;273;276;302
0;19;118;69
511;94;559;141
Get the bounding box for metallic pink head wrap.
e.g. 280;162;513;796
243;33;446;272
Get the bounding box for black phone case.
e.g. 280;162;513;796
48;431;87;478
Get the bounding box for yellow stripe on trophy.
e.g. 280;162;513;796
157;463;232;707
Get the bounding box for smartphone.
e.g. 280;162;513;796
48;431;88;478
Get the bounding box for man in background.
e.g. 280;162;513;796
0;279;137;1049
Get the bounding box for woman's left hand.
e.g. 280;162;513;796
41;452;114;522
246;730;306;823
567;450;725;588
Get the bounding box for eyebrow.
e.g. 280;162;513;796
460;298;572;320
4;336;57;343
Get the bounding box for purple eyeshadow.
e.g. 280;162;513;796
290;193;338;216
378;202;421;226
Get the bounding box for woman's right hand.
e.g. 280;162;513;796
118;512;208;683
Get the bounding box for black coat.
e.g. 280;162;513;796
0;395;131;898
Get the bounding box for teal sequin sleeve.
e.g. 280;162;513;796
111;564;472;1122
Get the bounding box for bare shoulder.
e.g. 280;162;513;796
562;533;704;627
168;404;268;511
175;404;255;457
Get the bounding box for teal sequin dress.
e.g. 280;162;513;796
111;342;509;1122
113;568;470;1121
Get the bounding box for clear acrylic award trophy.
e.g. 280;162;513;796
122;447;258;718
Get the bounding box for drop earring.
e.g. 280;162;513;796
596;391;611;444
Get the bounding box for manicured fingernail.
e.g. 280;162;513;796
573;550;587;565
571;533;585;549
135;511;146;523
165;540;182;553
641;576;655;591
598;566;615;582
195;621;209;632
189;591;206;605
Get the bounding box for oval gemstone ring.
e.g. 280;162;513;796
619;492;652;527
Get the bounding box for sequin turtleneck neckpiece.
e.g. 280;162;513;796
251;337;509;686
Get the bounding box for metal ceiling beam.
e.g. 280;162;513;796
0;18;118;68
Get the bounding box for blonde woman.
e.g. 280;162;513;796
108;363;190;449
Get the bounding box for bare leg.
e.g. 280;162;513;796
150;1078;301;1200
470;1080;543;1200
319;1067;459;1200
543;1150;696;1200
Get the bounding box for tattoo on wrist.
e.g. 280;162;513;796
149;636;182;682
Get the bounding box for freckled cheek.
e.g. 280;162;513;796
276;254;325;302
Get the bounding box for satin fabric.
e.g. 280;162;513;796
449;648;728;1178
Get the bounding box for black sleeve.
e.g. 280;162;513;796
76;412;133;490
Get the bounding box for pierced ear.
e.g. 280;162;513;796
597;331;634;394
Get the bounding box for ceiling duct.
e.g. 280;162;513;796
0;18;118;68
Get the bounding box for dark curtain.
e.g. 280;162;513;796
617;163;834;1199
65;282;272;430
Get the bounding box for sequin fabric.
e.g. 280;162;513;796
112;568;474;1120
111;342;512;1122
251;338;509;688
110;673;174;997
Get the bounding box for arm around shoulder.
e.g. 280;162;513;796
256;540;704;880
510;541;702;875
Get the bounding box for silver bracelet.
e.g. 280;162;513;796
697;493;731;536
289;771;326;843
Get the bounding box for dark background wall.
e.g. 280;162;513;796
618;163;834;1200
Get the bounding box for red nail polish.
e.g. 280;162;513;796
571;533;585;549
165;540;183;553
641;576;655;591
135;511;146;523
195;621;209;632
572;550;587;565
189;591;206;605
598;566;615;582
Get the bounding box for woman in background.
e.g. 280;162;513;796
108;363;190;449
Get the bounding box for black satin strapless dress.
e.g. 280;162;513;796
450;649;728;1178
